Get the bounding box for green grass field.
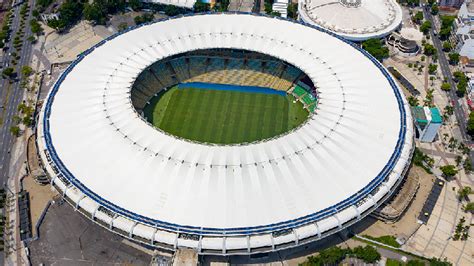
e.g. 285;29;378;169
144;86;308;144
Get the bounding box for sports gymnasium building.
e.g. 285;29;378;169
37;13;414;255
299;0;403;41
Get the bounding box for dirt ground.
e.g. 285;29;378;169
22;175;57;237
356;166;435;241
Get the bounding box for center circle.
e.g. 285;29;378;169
132;48;317;145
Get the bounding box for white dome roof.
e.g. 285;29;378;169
39;14;412;239
299;0;403;41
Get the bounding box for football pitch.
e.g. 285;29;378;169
144;85;308;144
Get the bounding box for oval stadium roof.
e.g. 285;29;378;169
38;13;413;253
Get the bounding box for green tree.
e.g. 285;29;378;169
467;112;474;136
27;35;36;43
22;116;32;127
264;0;273;13
430;257;452;266
36;0;53;9
317;246;348;265
129;0;142;10
441;82;451;91
50;0;84;31
134;13;154;25
212;0;230;11
21;66;33;77
431;4;439;15
428;64;438;75
464;202;474;212
412;11;423;24
83;2;106;25
2;67;15;78
399;0;420;7
10;126;20;137
440;165;458;178
448;53;460;65
193;0;211;12
30;19;43;35
353;245;381;263
457;186;472;201
457;81;467;97
408;96;419;106
287;3;298;19
439;16;456;40
164;5;184;16
420;20;432;35
442;41;452;52
424;43;437;56
361;38;389;61
407;260;426;266
118;22;128;32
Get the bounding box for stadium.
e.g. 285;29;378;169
37;13;414;255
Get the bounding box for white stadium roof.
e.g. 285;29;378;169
142;0;197;9
299;0;403;41
38;13;413;254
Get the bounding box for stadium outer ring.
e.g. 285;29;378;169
37;12;414;255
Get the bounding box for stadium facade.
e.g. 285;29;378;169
298;0;403;41
37;13;414;255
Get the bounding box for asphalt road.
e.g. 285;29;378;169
0;0;35;187
423;7;474;165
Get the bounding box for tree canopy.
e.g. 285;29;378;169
448;53;460;65
431;4;439;15
193;0;211;12
352;245;381;263
441;82;451;91
287;3;298;19
420;21;432;35
442;41;452;52
439;16;456;40
47;0;84;31
467;112;474;137
412;11;423;24
440;165;458;178
428;64;438;75
399;0;420;7
423;43;437;56
361;38;389;61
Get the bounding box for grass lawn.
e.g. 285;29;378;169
143;85;308;144
362;235;401;248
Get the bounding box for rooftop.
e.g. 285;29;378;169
298;0;403;41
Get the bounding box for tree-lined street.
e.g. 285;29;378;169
423;6;474;166
0;0;36;188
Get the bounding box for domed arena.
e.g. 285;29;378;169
37;13;414;255
298;0;403;41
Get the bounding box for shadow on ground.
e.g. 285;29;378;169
201;217;379;265
28;202;153;265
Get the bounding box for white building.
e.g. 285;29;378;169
456;1;474;65
298;0;403;41
458;0;474;24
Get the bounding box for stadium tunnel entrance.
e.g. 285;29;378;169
130;48;318;145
